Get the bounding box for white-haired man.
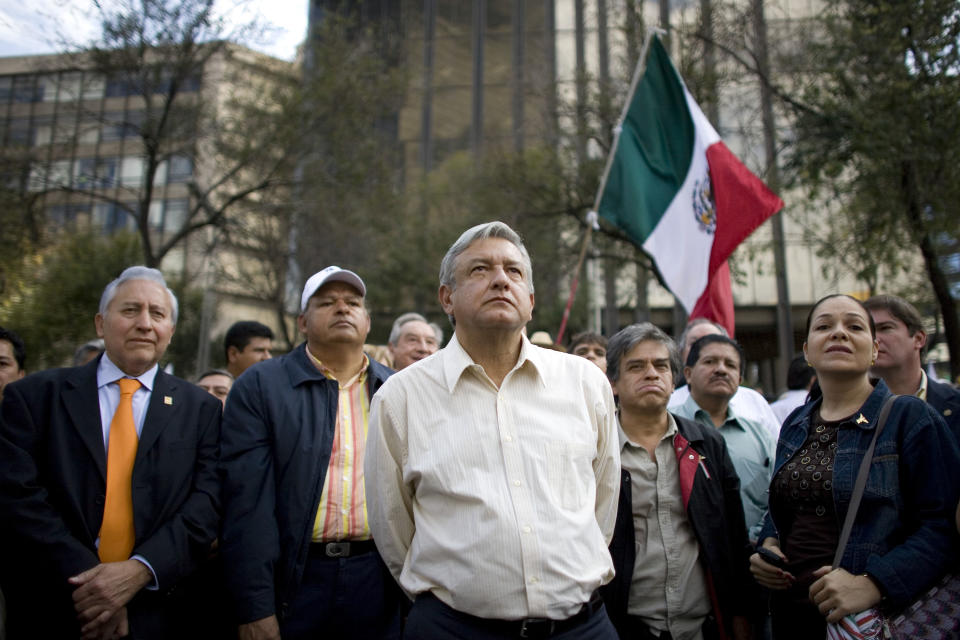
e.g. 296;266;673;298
387;312;441;370
366;221;620;639
0;266;220;639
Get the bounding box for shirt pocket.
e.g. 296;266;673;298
546;441;596;511
866;453;899;499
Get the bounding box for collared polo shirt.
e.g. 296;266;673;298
673;394;775;540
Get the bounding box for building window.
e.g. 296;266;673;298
74;158;97;188
149;200;165;230
45;72;83;102
102;111;143;141
105;76;136;98
96;158;118;187
0;76;11;102
83;74;105;101
93;202;136;234
120;156;144;187
167;155;193;182
8;118;34;145
164;199;188;233
13;75;43;102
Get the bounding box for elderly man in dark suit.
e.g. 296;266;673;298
0;266;220;640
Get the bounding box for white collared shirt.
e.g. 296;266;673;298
96;355;159;448
366;334;619;620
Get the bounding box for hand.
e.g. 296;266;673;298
69;560;152;633
749;539;796;590
238;615;281;640
809;566;882;623
82;606;128;640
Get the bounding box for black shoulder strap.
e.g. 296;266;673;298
832;394;899;569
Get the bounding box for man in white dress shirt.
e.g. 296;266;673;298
669;319;782;439
366;221;620;639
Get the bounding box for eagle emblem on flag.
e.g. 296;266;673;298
692;173;716;234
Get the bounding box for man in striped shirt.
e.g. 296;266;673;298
220;266;400;640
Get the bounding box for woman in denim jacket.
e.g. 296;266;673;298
749;294;960;639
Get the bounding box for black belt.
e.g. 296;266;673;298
420;591;604;639
309;539;377;558
624;615;673;640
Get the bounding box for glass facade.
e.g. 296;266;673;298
0;63;200;238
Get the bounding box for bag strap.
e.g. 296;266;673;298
832;394;899;569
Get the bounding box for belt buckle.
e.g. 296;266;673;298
325;542;350;558
519;618;554;639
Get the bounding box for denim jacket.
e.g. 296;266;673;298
759;379;960;608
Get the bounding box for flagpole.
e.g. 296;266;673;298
555;27;665;345
591;26;665;214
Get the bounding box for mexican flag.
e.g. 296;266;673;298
597;35;783;333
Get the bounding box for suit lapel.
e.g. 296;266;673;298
63;359;108;481
137;371;177;460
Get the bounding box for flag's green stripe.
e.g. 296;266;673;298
598;36;695;245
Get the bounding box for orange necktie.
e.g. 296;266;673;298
99;377;141;562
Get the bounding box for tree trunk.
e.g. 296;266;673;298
901;161;960;380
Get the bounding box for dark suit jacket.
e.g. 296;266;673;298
928;377;960;440
0;356;221;639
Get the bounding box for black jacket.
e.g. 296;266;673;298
600;414;759;639
0;357;221;639
219;344;394;623
927;377;960;441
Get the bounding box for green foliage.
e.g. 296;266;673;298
786;0;960;373
0;231;143;370
0;229;207;375
161;282;208;378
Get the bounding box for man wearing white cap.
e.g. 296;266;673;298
220;266;399;640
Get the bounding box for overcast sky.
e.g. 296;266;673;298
0;0;309;61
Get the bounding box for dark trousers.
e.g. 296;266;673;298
280;547;401;640
404;592;618;640
769;590;826;640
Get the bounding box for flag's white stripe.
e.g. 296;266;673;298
642;84;722;313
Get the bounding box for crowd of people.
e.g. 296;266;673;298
0;220;958;640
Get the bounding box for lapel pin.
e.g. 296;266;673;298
164;396;173;405
856;414;868;424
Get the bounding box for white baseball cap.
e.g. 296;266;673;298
300;266;366;312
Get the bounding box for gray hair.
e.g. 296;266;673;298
99;266;179;325
607;323;681;384
388;312;444;346
439;222;534;292
389;312;427;345
196;368;234;382
387;311;443;346
677;317;728;352
72;338;105;366
439;222;534;325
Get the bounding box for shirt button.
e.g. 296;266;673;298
523;525;532;533
505;435;513;442
513;480;521;487
529;577;539;584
